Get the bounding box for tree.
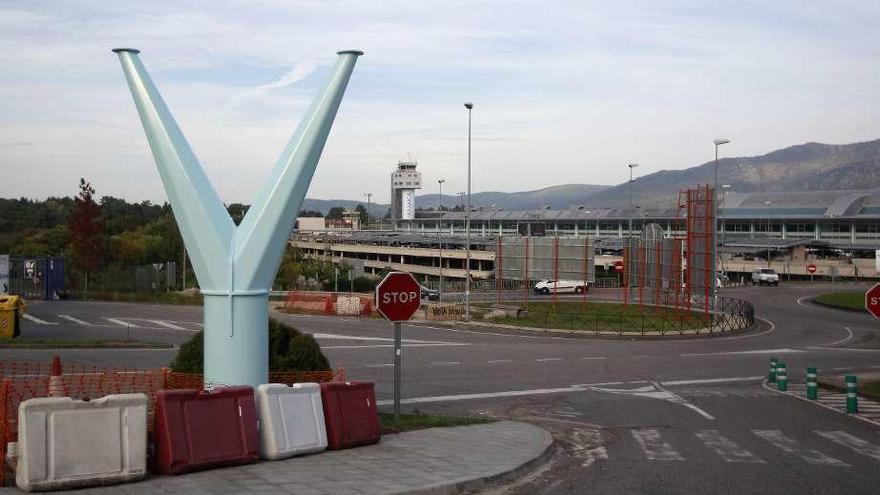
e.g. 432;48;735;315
298;209;323;218
326;207;345;220
68;178;104;291
355;203;368;225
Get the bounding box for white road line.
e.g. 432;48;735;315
631;429;684;461
700;315;776;341
817;326;855;347
536;357;562;362
808;347;880;353
695;430;765;463
681;348;802;357
365;363;394;368
833;367;852;371
323;343;468;350
580;357;607;361
796;295;814;307
661;376;764;386
816;431;880;462
487;359;513;364
571;427;608;468
312;332;465;345
57;314;91;326
21;314;57;325
150;320;187;331
431;361;460;366
104;318;139;328
872;366;880;369
753;430;848;466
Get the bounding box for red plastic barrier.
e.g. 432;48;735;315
319;381;381;450
153;386;258;475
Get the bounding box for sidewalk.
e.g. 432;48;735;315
40;421;552;495
766;380;880;427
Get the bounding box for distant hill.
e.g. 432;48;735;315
584;139;880;208
299;198;389;216
417;184;610;210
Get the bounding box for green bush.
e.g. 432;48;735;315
170;318;331;373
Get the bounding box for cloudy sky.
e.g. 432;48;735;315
1;1;878;204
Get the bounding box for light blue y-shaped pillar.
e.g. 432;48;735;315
113;48;363;388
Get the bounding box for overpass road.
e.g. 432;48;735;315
4;283;880;493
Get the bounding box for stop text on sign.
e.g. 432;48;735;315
382;291;419;304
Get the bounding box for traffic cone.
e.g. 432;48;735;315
48;356;67;397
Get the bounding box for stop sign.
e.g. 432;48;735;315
866;283;880;319
806;264;817;274
376;272;422;321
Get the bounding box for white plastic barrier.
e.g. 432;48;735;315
16;393;148;492
256;383;327;460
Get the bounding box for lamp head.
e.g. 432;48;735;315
628;163;639;169
464;102;473;110
714;138;730;146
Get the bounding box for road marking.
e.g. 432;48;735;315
817;326;855;347
816;431;880;461
753;430;848;466
833;367;852;371
150;320;187;331
21;314;57;325
807;347;880;353
487;359;512;364
580;357;607;361
587;382;715;420
312;332;465;345
695;430;765;463
104;318;139;328
431;361;460;366
681;348;802;357
323;343;468;349
660;376;764;386
631;429;683;461
796;295;814;307
365;363;394;368
571;427;607;467
57;314;91;326
536;357;562;362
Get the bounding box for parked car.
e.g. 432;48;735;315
533;279;589;294
420;285;440;301
751;268;779;286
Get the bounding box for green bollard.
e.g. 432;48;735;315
769;358;778;384
846;375;858;413
776;363;788;391
806;367;817;400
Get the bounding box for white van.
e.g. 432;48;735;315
533;279;589;294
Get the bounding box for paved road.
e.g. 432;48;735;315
5;283;880;493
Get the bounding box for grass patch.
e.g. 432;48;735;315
863;380;880;399
813;292;866;312
379;411;493;434
480;300;709;333
0;337;173;349
77;291;203;306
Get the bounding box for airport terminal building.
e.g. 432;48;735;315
291;189;880;281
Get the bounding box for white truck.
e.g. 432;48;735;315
533;279;589;294
751;268;780;286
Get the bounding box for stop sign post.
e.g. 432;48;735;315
866;283;880;319
806;264;817;283
375;272;422;418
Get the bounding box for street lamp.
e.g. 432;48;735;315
712;139;729;327
464;102;473;320
764;200;772;267
438;179;445;302
363;192;372;229
628;163;639;237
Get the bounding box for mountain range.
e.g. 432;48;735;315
301;139;880;214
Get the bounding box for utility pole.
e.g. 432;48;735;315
438;179;445;302
364;192;372;228
712;138;730;331
628;163;639;237
464;102;473;321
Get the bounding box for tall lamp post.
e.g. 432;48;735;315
764;200;772;267
438;179;445;302
464;102;473;320
712;139;729;327
363;192;372;229
720;184;731;275
628;163;639;237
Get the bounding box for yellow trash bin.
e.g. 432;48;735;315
0;295;25;339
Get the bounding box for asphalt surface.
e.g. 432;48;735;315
5;282;880;494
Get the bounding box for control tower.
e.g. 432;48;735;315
390;160;421;221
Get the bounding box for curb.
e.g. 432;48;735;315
445;319;758;341
761;379;880;428
397;422;555;495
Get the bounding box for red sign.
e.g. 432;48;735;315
375;272;422;321
866;283;880;319
613;261;624;272
806;264;817;274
